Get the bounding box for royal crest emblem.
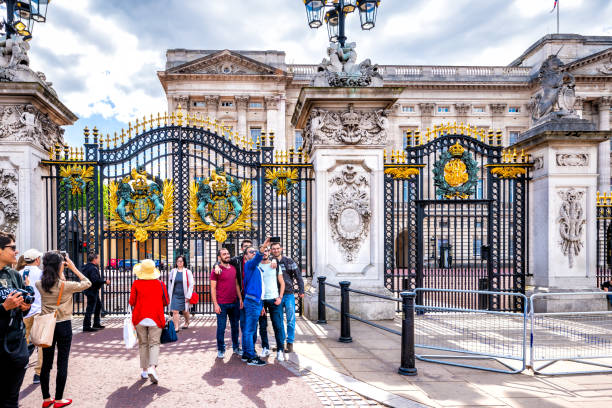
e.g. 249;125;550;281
265;168;298;196
432;142;479;199
189;166;252;243
108;167;174;242
59;165;94;195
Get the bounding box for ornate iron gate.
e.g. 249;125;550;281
596;192;612;287
384;126;530;311
43;109;313;315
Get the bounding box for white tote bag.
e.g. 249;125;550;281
123;313;137;349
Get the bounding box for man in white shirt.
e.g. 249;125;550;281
20;248;43;385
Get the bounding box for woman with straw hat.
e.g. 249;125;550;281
129;259;169;384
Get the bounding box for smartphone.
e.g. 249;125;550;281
270;237;281;243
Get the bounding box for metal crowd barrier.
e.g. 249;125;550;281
529;292;612;375
413;288;528;374
316;276;418;376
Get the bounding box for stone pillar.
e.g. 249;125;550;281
235;96;249;140
516;123;610;311
277;94;287;151
489;103;507;134
454;103;471;127
419;103;435;132
172;95;189;113
205;95;219;121
597;97;611;192
265;95;281;149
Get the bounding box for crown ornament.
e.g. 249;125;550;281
449;142;465;157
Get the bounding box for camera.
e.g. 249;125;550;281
270;237;281;243
0;287;34;305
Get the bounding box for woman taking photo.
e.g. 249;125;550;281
168;255;194;332
129;259;169;384
36;252;91;408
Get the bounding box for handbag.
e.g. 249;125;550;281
186;271;199;305
31;282;64;348
123;312;137;349
159;280;177;344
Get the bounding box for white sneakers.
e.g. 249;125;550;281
260;347;270;357
140;371;148;380
217;350;225;359
147;366;159;384
276;350;284;362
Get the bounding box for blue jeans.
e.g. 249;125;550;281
607;294;612;307
243;297;263;360
240;306;257;351
258;299;285;351
281;293;296;344
216;301;240;352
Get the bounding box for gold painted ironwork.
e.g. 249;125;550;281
59;165;94;195
490;167;527;179
384;167;420;179
444;159;469;187
265;168;299;196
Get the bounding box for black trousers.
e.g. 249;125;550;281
41;320;72;400
83;292;101;328
0;345;27;408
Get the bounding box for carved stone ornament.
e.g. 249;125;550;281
328;165;371;262
304;105;388;151
0;104;64;150
598;56;612;75
173;95;190;110
204;95;220;108
419;103;435;116
557;188;585;269
0;169;18;234
528;55;579;124
454;103;471;115
311;42;383;88
533;156;544;170
556;153;589;167
264;96;280;110
235;95;249;110
489;103;507;115
0;37;57;95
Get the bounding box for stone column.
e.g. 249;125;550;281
454;103;471;127
515;124;610;311
489;103;507;134
205;95;219;121
235;96;249;140
172;95;189;113
277;94;287;151
419;103;435;132
265;95;281;149
597;97;611;192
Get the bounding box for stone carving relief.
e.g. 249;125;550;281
235;96;249;110
312;42;383;87
528;55;578;124
556;153;589;167
533;156;544;170
328;165;371;262
557;188;585;269
0;37;57;95
264;96;280;110
419;103;435;116
489;103;507;115
598;56;612;75
173;95;190;110
0;104;64;150
304;105;388;151
0;169;18;235
454;103;471;115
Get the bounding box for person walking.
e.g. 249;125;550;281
257;247;285;361
168;255;194;332
82;253;109;332
211;248;242;358
129;259;169;384
37;252;91;408
270;242;304;353
0;231;31;408
20;248;44;384
241;237;271;366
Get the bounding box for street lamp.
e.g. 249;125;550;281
1;0;50;40
302;0;381;47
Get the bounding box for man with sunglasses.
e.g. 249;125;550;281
0;231;31;407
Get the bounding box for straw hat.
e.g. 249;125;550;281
134;259;160;280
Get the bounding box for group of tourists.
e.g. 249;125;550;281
0;230;304;407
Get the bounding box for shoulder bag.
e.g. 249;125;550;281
30;282;64;348
159;280;177;344
186;270;199;305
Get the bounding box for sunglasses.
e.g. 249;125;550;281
1;245;16;251
247;250;256;254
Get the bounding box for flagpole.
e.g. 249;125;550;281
557;0;560;34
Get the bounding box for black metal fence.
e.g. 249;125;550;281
596;193;612;287
42;112;313;315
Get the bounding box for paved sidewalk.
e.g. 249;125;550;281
292;317;612;408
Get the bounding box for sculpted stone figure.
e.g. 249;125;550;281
312;41;383;87
528;54;578;124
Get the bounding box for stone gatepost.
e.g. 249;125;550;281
292;87;401;320
0;37;77;250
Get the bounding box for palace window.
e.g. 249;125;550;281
473;106;485;113
438;106;450;113
474;239;482;257
250;127;262;145
221;101;234;107
295;131;303;150
402;106;415;113
193;101;206;107
509;131;520;145
508;106;520;113
249;102;263;108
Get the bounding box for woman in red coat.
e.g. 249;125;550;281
129;259;168;384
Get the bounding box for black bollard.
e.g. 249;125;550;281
317;276;327;324
398;291;418;376
338;281;352;343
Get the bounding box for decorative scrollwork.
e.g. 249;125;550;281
384;167;420;179
189;166;252;243
59;165;94;195
557;188;585;268
490;166;527;179
108;167;174;242
432;142;479;199
265;168;298;196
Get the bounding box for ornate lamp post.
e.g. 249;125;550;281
302;0;380;47
1;0;50;40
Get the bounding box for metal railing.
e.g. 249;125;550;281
529;292;612;375
316;276;418;376
413;288;528;374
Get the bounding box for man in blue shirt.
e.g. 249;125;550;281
241;237;271;366
257;247;285;361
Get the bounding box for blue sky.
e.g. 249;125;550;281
19;0;612;147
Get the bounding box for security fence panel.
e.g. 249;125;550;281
42;110;313;315
384;126;530;311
